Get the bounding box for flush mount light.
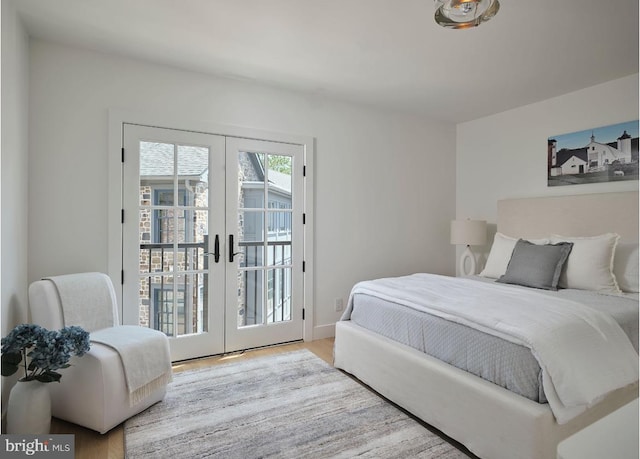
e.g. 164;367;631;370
434;0;500;29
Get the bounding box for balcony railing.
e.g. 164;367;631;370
138;238;292;334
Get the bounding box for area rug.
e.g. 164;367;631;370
125;349;469;458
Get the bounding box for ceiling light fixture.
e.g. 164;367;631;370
434;0;500;29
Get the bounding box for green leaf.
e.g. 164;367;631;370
2;352;22;366
1;363;19;377
36;371;62;383
1;352;22;377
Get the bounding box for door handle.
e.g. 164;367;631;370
205;234;221;263
213;234;220;263
229;234;242;262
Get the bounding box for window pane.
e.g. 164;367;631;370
155;190;177;206
152;209;175;243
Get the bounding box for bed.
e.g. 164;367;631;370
334;191;639;459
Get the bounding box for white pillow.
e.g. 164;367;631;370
613;242;639;293
550;233;620;293
480;233;549;279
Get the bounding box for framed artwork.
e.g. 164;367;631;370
548;120;638;186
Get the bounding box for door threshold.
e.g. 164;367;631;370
173;339;304;365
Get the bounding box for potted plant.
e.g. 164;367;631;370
1;324;90;434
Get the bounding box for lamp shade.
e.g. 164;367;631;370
450;219;487;246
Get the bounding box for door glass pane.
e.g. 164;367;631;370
139;245;175;273
138;274;178;335
139;141;210;337
239;210;264;242
238;152;265;209
177;145;208;177
140;142;174;206
240;243;264;269
267;211;292;242
267;268;292;323
267;154;292;208
177;273;208;335
238;270;263;327
267;241;292;267
239;210;264;268
235;151;294;330
138;275;152;329
139;246;175;274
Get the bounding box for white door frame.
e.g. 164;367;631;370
107;110;315;353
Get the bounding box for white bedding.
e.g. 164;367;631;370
343;273;639;424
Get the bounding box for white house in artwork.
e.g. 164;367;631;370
548;139;588;177
586;131;633;171
560;154;588;175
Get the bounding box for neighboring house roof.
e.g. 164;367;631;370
140;143;209;177
268;169;291;193
140;143;292;193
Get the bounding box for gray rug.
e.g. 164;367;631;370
125;349;469;458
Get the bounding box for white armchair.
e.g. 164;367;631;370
29;272;171;434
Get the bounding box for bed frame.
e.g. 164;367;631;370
334;191;639;459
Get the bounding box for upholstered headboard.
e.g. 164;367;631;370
497;191;639;243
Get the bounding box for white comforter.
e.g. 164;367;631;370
342;273;639;423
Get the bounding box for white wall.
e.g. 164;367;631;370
28;40;456;338
1;0;30;412
456;74;639;267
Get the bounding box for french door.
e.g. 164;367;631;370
122;124;304;361
225;138;304;352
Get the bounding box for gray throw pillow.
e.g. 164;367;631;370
497;239;573;291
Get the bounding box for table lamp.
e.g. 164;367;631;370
451;219;487;276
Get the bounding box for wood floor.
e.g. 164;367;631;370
50;338;334;459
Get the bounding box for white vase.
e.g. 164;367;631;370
7;380;52;434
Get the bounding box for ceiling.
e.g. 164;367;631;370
12;0;639;123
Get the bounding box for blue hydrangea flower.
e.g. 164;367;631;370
1;324;45;354
1;323;91;382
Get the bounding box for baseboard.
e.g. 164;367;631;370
313;323;335;340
